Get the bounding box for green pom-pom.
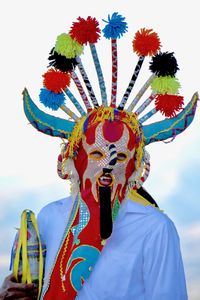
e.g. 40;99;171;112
55;33;84;59
151;76;181;94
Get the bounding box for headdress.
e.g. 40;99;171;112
23;13;198;159
22;12;198;299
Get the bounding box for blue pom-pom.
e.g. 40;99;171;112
39;88;65;111
102;12;128;39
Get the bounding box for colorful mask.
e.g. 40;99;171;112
73;112;142;239
75;120;137;200
22;12;198;300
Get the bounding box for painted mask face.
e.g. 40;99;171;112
74;119;137;202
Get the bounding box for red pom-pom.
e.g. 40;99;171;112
133;28;161;56
155;94;184;117
69;16;101;45
43;69;71;93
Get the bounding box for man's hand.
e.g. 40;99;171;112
0;274;38;299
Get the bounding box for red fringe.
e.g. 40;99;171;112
133;28;161;56
70;16;100;45
43;69;71;93
155;94;184;117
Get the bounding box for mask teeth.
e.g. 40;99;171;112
71;71;93;112
135;92;156;116
63;89;86;116
89;43;108;106
76;57;99;108
139;107;158;124
127;74;155;112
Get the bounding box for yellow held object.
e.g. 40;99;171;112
13;210;45;300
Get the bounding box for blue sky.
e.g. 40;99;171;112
0;1;200;299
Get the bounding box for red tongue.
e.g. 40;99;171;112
98;175;113;186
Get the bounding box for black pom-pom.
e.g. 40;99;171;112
149;52;179;77
48;48;78;72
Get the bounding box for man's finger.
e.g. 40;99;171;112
8;282;37;291
5;287;38;299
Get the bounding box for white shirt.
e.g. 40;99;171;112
38;195;188;300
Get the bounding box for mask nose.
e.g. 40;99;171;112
107;144;117;169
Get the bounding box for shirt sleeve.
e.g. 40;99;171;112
143;216;188;300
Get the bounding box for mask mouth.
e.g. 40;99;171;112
98;173;114;187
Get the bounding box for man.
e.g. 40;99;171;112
0;109;189;300
0;12;198;299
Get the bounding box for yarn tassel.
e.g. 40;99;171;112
90;43;108;105
127;74;155;111
118;55;145;110
135;92;156;115
119;27;160;110
102;13;128;108
71;71;93;112
76;57;99;108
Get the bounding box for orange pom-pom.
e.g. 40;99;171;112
133;28;161;56
155;94;184;117
70;16;101;45
43;69;71;93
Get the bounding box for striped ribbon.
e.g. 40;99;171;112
60;105;78;121
135;92;156;115
71;71;92;112
64;89;86;116
139;107;158;123
76;57;99;108
110;39;118;108
127;74;155;112
118;56;145;110
90;43;108;106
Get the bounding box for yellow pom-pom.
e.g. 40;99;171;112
151;76;181;94
55;33;84;59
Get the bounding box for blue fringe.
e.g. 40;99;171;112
102;12;128;39
39;88;65;111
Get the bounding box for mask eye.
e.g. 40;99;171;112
117;152;127;162
89;150;104;160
